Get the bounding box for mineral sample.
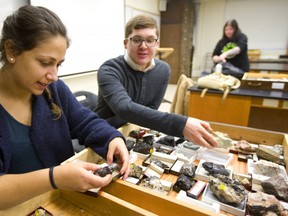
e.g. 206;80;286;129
235;140;256;153
212;131;233;148
133;142;153;154
247;191;284;216
180;163;196;178
256;146;284;165
202;162;230;176
129;163;144;179
143;134;154;145
129;129;146;139
183;141;200;150
125;138;136;151
272;144;283;155
253;160;280;177
209;174;247;205
140;176;164;192
150;157;169;169
94;163;119;177
261;174;288;202
173;174;195;192
157;135;176;147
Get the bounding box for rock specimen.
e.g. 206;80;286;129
183;141;200;150
247;191;284;216
94;163;119;177
129;163;144;179
256;146;284;165
140;176;164;192
125;138;136;151
209;174;247;205
133;142;153;154
235;140;256;153
150;157;169;169
180;163;196;178
173;174;195;192
143;134;154;145
261;174;288;202
157;135;176;147
253;160;280;177
129;129;146;139
212;131;233;148
272;144;283;155
202;162;230;176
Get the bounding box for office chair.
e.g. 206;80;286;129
73;91;98;112
72;91;98;153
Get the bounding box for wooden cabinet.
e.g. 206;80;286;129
188;87;288;132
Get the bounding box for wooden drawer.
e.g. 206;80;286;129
241;72;288;91
2;123;287;216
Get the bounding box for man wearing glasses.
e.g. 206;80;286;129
95;14;217;148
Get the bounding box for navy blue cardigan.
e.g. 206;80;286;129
0;80;124;174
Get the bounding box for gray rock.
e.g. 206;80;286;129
253;160;280;177
261;175;288;202
180;163;196;178
247;191;284;216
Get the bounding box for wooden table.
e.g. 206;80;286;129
188;86;288;133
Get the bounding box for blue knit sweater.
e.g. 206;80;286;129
0;80;123;174
95;55;187;138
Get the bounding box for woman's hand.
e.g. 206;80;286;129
182;117;218;148
106;137;130;180
53;161;113;192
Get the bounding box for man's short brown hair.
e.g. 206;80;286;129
125;14;159;38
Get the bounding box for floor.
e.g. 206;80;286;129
158;84;177;113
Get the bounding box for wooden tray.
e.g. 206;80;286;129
2;122;287;216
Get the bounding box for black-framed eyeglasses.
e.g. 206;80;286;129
127;37;158;47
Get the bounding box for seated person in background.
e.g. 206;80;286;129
0;5;129;209
212;19;249;78
95;14;218;149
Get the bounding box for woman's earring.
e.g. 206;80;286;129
10;58;15;63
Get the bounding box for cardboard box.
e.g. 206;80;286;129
241;72;288;91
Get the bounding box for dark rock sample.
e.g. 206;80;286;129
202;162;230;176
94;163;119;177
180;163;196;178
209;174;247;205
143;134;154;145
173;174;195;192
247;191;284;216
261;174;288;202
157;135;176;147
129;129;146;139
133;142;153;154
125;138;136;151
150;157;169;169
